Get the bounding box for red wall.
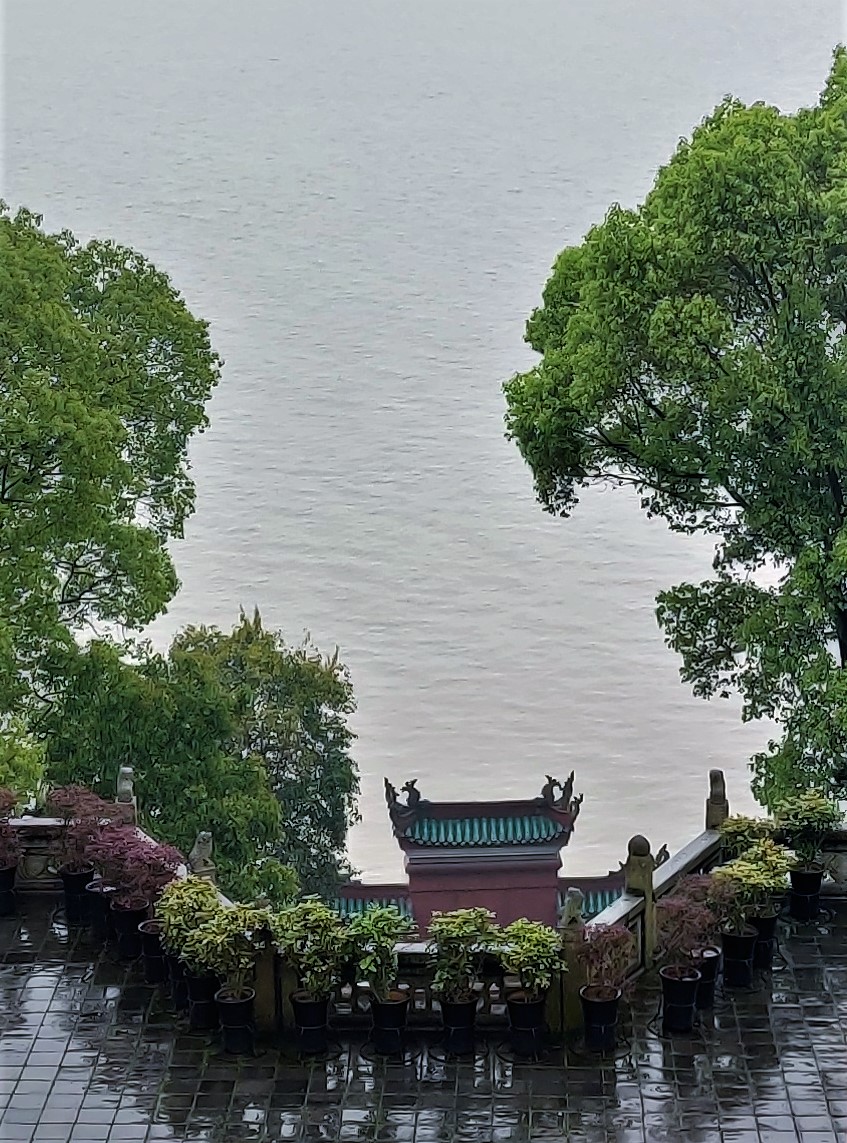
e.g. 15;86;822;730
407;857;561;930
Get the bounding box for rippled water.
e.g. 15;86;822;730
5;0;843;879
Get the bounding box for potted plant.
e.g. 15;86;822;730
711;839;792;987
655;895;715;1033
428;907;498;1055
499;918;562;1057
84;822;134;942
348;905;415;1055
273;900;350;1055
0;789;20;917
155;876;222;1013
46;786;113;925
673;874;734;1008
182;904;271;1054
576;923;635;1052
719;815;775;859
88;824;183;958
776;792;843;921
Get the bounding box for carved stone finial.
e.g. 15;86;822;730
188;831;216;882
540;772;577;811
620;835;666;896
116;765;135;804
706;769;729;830
384;778;398;809
558;886;585;928
401;779;421;809
569;792;584;821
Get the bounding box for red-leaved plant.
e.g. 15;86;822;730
46;786;115;873
655;895;717;973
576;923;636;1000
88;823;183;909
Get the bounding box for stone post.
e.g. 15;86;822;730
188;832;217;884
115;765;138;824
253;944;278;1035
705;769;729;830
556;887;587;1036
621;835;658;969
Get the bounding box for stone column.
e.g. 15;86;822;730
253;944;278;1035
621;835;658;969
705;769;729;830
556;887;587;1036
115;765;138;825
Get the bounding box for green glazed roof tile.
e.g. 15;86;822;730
404;815;564;847
334;896;413;920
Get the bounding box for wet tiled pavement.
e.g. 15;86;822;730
1;899;847;1142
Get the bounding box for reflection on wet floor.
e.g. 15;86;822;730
1;898;847;1141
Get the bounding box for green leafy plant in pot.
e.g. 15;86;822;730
348;905;415;1055
273;900;351;1055
575;923;635;1052
775;792;843;922
499;918;562;1058
428;907;499;1056
719;815;776;859
0;789;21;917
182;904;272;1054
712;838;792;987
155;876;222;1014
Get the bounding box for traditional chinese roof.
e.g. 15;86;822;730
404;814;565;847
384;775;584;852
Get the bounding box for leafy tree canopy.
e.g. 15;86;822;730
504;48;847;805
172;610;360;897
0;205;220;711
42;612;359;898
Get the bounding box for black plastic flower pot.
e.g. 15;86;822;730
186;972;220;1031
138;920;168;984
580;986;621;1053
216;987;255;1055
0;864;16;917
166;954;189;1012
86;882;118;942
789;868;823;922
749;913;779;971
692;947;720;1010
369;992;409;1056
59;864;95;926
440;996;478;1056
110;900;149;960
659;966;701;1034
291;992;330;1056
506;992;547;1058
721;926;757;989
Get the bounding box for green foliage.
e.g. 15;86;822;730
41;637;282;889
503;49;847;805
225;858;299;911
272;899;351;1000
712;838;793;927
498;919;562;1001
180;904;273;996
719;815;776;859
170;610;359;897
155;876;222;955
427;907;499;1003
0;205;219;714
775;790;843;867
348;906;415;1000
0;717;45;800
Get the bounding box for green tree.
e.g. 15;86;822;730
42;612;359;898
504;49;847;806
0;205;220;711
172;610;359;897
41;639;283;892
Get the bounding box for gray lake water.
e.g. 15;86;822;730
4;0;843;880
